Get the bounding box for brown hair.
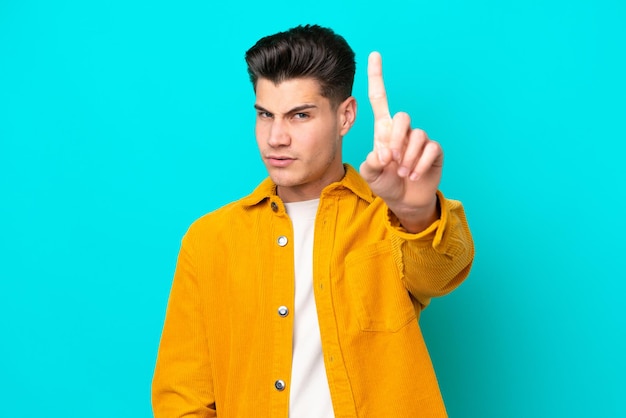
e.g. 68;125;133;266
245;24;356;106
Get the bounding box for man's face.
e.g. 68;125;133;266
254;77;356;202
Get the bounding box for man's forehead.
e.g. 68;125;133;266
255;77;330;110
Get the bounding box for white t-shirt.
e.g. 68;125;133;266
284;199;334;418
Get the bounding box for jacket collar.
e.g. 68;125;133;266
240;164;375;208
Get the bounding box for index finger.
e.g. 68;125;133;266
368;51;391;121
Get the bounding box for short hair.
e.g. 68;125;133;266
245;24;356;106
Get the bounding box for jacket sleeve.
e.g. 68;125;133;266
152;229;217;417
386;191;475;309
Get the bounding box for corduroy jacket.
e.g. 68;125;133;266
152;164;474;417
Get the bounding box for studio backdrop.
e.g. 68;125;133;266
1;0;624;417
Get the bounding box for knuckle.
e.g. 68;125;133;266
411;128;427;141
392;112;411;124
427;140;442;153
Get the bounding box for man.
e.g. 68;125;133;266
152;24;474;417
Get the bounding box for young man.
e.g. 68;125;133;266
152;25;474;417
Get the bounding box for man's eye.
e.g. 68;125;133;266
293;113;309;119
258;111;273;118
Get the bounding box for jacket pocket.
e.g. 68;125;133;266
345;240;417;332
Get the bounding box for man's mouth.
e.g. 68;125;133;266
266;155;295;167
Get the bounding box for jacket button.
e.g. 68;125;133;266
277;236;288;247
274;380;286;391
271;201;278;212
277;306;289;317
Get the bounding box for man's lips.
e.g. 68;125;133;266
266;155;295;167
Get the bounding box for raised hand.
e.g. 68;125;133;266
359;52;443;233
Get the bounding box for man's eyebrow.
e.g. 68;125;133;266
287;104;318;113
253;104;318;114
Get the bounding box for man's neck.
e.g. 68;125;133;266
277;165;346;203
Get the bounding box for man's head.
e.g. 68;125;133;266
246;25;357;203
245;24;356;108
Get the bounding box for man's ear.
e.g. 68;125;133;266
339;96;357;136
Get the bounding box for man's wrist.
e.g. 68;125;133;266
393;196;440;234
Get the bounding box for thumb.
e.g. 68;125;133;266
359;148;391;183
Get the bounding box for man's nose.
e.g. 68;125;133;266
268;119;291;147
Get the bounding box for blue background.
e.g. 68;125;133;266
1;0;624;416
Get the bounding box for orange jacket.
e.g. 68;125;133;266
152;165;474;417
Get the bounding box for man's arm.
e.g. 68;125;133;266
360;51;444;234
385;191;474;308
361;51;474;304
152;231;217;418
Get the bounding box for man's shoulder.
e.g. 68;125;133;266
193;199;242;226
186;178;274;234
